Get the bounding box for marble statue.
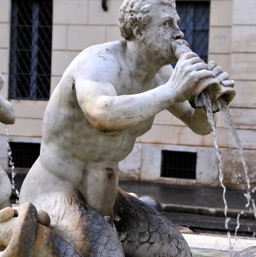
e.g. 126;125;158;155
0;73;14;210
0;74;15;125
0;0;236;256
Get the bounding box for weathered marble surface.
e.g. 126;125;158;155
0;74;15;125
0;73;14;210
0;0;236;256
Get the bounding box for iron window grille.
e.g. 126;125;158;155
8;142;40;168
9;0;53;100
161;150;197;179
176;1;210;63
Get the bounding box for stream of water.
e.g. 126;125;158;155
202;92;233;254
218;98;256;218
202;92;256;256
4;125;19;203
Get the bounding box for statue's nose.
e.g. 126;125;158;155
174;28;184;40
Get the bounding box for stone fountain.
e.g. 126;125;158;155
0;0;255;256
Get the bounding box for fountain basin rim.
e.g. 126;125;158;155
183;232;256;253
162;203;255;219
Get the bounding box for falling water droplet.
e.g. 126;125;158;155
202;92;233;255
4;125;19;203
218;99;256;222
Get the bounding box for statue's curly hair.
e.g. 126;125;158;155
118;0;176;40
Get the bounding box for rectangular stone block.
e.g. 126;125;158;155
50;75;62;95
232;25;256;53
106;26;123;42
67;25;106;50
154;110;184;126
0;23;9;48
0;49;9;73
208;53;231;74
215;107;256;130
231;81;256;108
221;148;256;186
209;27;231;54
227;128;256;149
210;0;232;26
11;100;47;119
54;0;88;25
140;124;228;148
6;118;43;137
228;108;256;129
88;0;121;25
51;50;80;76
0;0;10;23
52;25;68;50
231;53;256;80
233;0;256;25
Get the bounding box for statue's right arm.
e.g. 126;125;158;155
74;52;212;132
75;75;176;132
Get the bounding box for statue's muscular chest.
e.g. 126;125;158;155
114;68;158;95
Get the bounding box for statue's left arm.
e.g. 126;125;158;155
168;101;214;135
161;62;235;135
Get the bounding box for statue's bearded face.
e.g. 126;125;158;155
119;0;177;40
119;0;183;63
139;3;184;63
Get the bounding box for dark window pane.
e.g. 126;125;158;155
9;0;53;100
9;142;40;168
176;1;210;62
161;150;197;179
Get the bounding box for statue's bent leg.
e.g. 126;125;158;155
114;189;192;257
47;191;125;257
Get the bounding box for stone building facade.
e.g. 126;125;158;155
0;0;255;188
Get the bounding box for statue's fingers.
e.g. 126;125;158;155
179;52;199;63
208;60;217;70
216;71;229;83
211;65;223;77
192;62;209;71
193;69;213;81
221;80;235;88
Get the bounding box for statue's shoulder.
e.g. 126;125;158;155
79;41;123;60
75;41;123;70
